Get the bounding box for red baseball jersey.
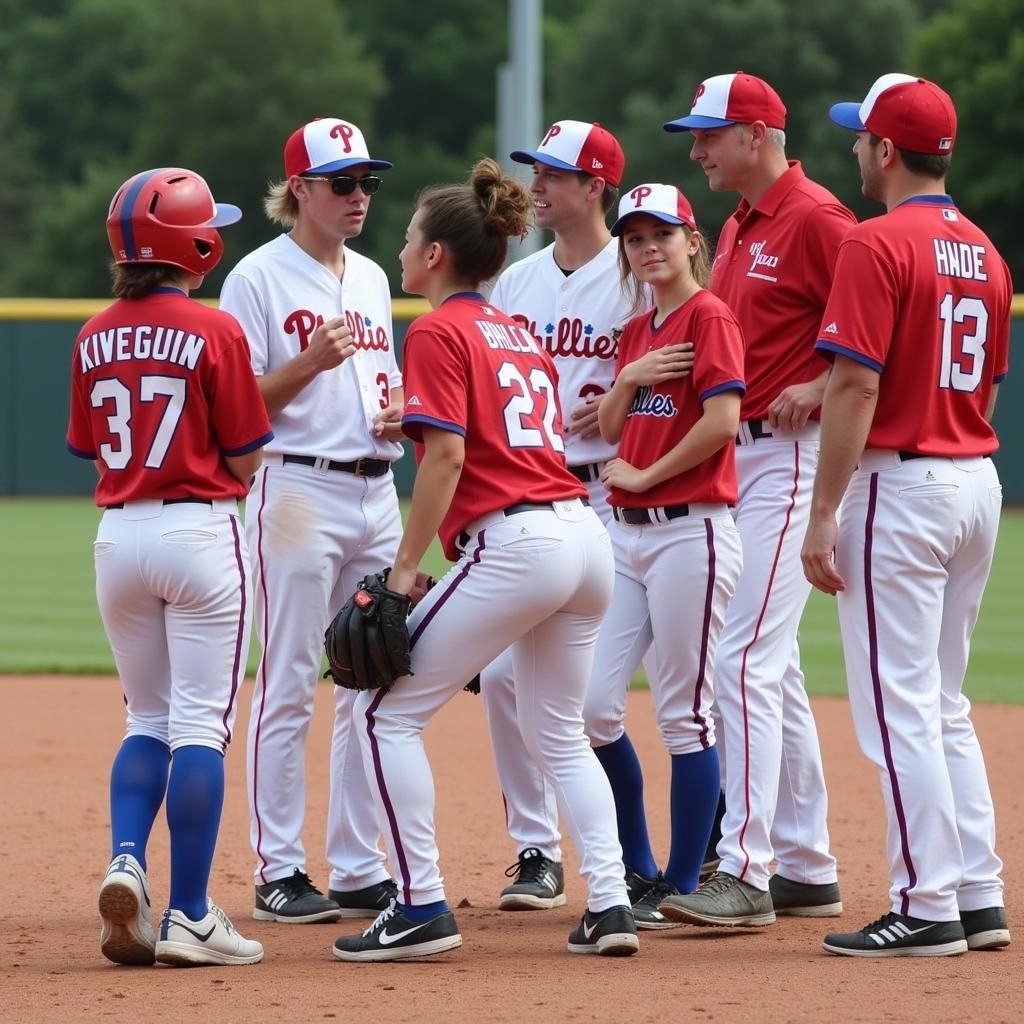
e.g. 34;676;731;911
711;162;856;419
611;289;746;509
816;195;1011;456
401;292;586;560
66;288;273;505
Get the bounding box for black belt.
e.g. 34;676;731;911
898;451;991;462
736;419;774;445
613;503;690;525
282;453;390;477
107;497;212;510
457;498;590;548
568;462;604;483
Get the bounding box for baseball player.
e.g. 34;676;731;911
659;72;852;927
334;158;637;962
479;121;682;918
580;184;745;926
803;74;1011;957
69;167;271;966
219;118;403;924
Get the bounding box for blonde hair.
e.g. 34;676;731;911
617;223;712;315
264;179;299;227
416;157;533;282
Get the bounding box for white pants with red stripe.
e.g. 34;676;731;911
584;507;742;754
246;460;399;888
95;500;251;752
715;428;838;892
836;451;1003;921
355;500;630;912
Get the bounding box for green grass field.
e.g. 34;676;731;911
1;497;1021;703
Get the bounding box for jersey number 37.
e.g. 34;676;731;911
90;375;186;470
498;361;564;452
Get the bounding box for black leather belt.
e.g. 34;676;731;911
282;453;390;477
897;451;990;462
107;497;212;510
736;419;774;445
568;462;604;483
613;503;690;525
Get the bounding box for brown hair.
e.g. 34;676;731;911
109;262;182;300
616;222;712;315
869;133;951;179
416;157;533;283
598;181;620;217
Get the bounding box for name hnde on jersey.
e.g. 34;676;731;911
79;325;206;372
932;238;988;282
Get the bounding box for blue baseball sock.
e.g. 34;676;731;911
399;900;449;923
592;733;658;879
665;746;721;893
109;734;171;870
166;745;224;921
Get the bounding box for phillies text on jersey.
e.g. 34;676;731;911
612;289;746;509
490;239;642;465
66;290;273;506
816;195;1011;455
710;162;856;420
219;234;403;462
401;293;586;560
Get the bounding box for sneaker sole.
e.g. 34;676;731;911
774;901;844;918
155;940;264;967
966;929;1011;951
332;933;463;962
634;917;681;931
499;893;567;911
568;932;640;956
660;904;776;928
822;939;968;958
253;907;342;924
336;906;393;919
99;881;155;966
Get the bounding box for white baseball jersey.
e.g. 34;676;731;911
490;239;636;466
220;234;403;461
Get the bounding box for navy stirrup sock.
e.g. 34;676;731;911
665;746;721;893
592;733;659;879
166;745;225;921
109;734;171;870
399;900;449;923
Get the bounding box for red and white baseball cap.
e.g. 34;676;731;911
284;117;393;177
510;120;625;186
610;184;697;237
664;72;787;132
829;73;957;155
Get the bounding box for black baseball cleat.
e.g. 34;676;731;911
823;911;968;957
333;901;462;962
328;878;399;919
500;848;566;911
630;871;681;930
567;906;639;957
960;906;1011;951
254;868;341;923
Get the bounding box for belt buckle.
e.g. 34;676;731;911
353;457;368;477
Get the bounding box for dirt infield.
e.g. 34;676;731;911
2;677;1019;1023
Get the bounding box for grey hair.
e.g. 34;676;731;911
733;123;787;151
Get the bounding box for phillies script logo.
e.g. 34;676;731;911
692;82;706;108
628;385;677;418
511;314;616;360
630;185;652;209
331;122;354;153
540;123;561;148
283;308;390;352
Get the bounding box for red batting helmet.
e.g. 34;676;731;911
106;167;242;276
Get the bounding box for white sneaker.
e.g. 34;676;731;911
156;899;264;967
99;854;156;965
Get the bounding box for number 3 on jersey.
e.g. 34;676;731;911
938;293;988;393
498;361;564;452
90;375;186;470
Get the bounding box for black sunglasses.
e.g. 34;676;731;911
302;173;382;196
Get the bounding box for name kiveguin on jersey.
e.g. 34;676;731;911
78;325;207;372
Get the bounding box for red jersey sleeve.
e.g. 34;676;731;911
993;258;1012;383
401;324;469;441
802;203;857;310
206;332;274;456
816;238;899;373
691;311;746;402
66;352;96;459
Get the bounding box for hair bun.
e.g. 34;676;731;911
470;157;532;238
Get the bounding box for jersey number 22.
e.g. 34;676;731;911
498;362;564;452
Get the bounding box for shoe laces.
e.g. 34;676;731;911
634;871;675;910
505;848;552;884
858;911;900;935
278;868;324;899
698;871;739;897
363;898;398;937
207;900;236;935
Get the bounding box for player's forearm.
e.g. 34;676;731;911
393;442;464;575
811;361;879;516
986;382;1000;422
641;394;740;490
598;375;634;444
224;449;263;484
256;352;320;417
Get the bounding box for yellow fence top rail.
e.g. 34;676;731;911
0;297;433;322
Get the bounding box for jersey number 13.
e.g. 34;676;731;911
938;293;988;393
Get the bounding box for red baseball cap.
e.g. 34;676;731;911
610;183;697;236
829;73;957;155
510;120;625;186
664;72;787;132
284;117;393;177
